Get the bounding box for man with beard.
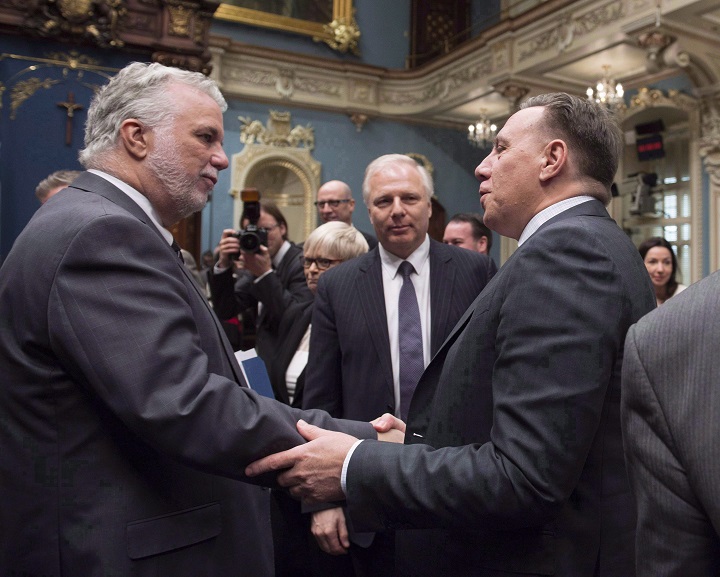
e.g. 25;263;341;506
0;62;381;576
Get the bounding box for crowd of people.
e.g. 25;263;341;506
1;60;715;577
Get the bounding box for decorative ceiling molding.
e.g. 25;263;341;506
208;0;720;128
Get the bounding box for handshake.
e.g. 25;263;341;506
245;413;406;504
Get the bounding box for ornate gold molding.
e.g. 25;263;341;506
316;15;361;56
239;110;315;150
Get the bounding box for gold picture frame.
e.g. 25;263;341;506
215;0;359;54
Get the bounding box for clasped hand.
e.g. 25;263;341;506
245;413;405;503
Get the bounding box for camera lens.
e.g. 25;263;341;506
239;232;260;252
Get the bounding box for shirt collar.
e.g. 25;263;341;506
379;234;431;278
87;169;174;245
518;196;595;246
273;240;292;268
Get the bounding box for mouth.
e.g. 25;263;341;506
202;173;218;187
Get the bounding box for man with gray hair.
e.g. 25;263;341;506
0;61;378;576
300;153;496;576
35;169;82;203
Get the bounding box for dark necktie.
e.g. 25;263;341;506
398;260;424;421
171;240;184;263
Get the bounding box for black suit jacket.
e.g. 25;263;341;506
344;200;656;577
208;241;312;361
0;172;374;576
268;299;314;407
303;239;497;420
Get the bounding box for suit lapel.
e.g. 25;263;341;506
70;171;246;386
429;242;456;355
356;251;394;396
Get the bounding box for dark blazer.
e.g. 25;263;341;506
208;239;312;361
344;200;656;577
622;271;720;577
0;172;374;577
268;298;314;407
302;239;497;420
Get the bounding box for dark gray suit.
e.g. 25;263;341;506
344;200;655;577
303;239;497;420
0;172;373;576
622;271;720;577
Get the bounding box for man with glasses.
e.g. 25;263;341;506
316;180;378;248
209;200;312;359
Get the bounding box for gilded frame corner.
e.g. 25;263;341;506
215;0;354;45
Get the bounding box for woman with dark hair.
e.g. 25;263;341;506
638;236;686;306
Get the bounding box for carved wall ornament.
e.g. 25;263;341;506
239;111;315;151
380;57;492;107
519;0;624;62
276;69;294;98
1;50;115;119
349;113;368;132
628;87;696;113
23;0;127;48
699;99;720;161
315;15;361;56
168;4;193;38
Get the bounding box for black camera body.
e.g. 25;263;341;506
231;187;267;258
233;224;268;254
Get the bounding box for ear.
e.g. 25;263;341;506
118;119;150;160
478;236;488;253
539;139;567;182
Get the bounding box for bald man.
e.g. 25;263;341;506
316;180;377;249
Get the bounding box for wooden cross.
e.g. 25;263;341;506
57;92;83;146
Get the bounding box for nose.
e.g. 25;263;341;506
390;196;406;216
212;146;229;171
475;155;491;182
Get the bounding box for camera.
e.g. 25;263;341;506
231;188;268;257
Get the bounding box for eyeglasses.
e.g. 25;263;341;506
314;199;351;209
300;256;341;270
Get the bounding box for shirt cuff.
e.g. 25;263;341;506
213;263;230;274
253;269;274;284
341;439;364;496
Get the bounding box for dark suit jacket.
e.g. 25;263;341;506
302;239;497;420
0;172;373;577
208;239;312;361
622;272;720;577
344;200;656;577
268;298;314;407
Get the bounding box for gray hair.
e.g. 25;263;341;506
362;154;434;206
521;93;622;205
303;221;369;261
79;62;227;168
35;169;82;202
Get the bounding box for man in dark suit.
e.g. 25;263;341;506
208;199;312;358
0;62;378;577
622;271;720;576
301;154;496;574
247;93;656;577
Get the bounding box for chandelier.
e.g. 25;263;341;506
467;111;497;148
586;65;624;107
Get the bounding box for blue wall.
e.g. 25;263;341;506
0;35;133;258
205;100;491;256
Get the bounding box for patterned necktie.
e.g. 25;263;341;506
398;260;424;421
171;240;184;263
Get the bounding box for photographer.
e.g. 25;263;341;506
209;199;312;359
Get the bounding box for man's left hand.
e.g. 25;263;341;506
245;420;356;503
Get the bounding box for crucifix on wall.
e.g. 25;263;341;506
57;92;84;146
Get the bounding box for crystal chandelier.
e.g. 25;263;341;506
586;65;624;108
467;111;497;148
